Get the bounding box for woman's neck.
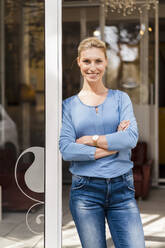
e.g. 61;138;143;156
81;80;108;95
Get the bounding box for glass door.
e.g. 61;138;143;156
62;3;100;183
0;0;45;247
62;3;100;247
103;4;159;186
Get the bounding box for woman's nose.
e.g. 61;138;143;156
89;62;96;71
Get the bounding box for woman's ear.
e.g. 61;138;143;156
77;57;80;67
105;58;108;67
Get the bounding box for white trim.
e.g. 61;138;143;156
154;2;159;186
45;0;62;247
140;9;149;104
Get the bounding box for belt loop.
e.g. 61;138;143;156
106;178;111;183
122;173;125;181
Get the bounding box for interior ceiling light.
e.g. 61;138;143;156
91;0;159;16
93;30;101;36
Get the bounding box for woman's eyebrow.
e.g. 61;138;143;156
81;57;103;60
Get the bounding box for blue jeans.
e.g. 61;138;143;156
69;169;145;248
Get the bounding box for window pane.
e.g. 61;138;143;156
0;1;44;246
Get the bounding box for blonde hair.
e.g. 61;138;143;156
78;37;107;59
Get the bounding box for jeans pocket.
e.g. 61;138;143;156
71;175;87;190
125;174;135;192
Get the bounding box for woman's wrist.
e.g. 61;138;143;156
88;135;107;148
76;135;93;146
94;147;117;159
96;135;108;149
76;135;108;149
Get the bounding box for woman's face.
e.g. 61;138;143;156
77;47;107;84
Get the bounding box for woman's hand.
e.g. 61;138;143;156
94;148;117;159
117;120;130;132
76;120;130;146
76;136;92;146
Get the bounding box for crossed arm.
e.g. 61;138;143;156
76;120;130;159
59;92;138;161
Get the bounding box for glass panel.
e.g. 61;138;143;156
62;20;80;99
103;8;156;105
62;6;99;183
104;13;142;104
62;5;100;247
62;7;81;184
103;8;157;185
0;0;44;247
159;14;165;181
62;3;158;246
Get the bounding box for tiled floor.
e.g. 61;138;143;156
0;210;44;248
0;186;164;248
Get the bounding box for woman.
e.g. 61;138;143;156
59;37;145;248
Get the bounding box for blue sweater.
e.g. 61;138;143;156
59;89;138;178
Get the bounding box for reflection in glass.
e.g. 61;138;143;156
62;4;159;247
93;21;155;104
0;1;44;247
94;24;140;102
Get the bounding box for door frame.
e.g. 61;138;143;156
45;1;160;246
45;0;62;247
154;2;159;185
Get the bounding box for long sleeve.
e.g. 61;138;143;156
59;100;96;161
105;91;138;151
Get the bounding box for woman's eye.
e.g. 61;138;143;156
96;59;102;63
83;60;90;63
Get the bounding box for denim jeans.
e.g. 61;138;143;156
69;169;145;248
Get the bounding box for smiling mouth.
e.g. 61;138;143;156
87;73;99;75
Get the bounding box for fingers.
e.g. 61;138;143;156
76;136;91;145
110;150;118;155
117;120;130;131
120;120;130;125
76;138;80;144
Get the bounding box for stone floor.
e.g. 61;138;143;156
0;186;164;248
62;185;165;248
0;207;44;248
